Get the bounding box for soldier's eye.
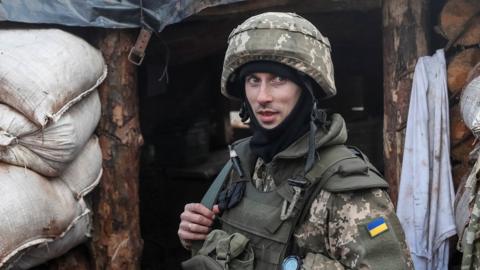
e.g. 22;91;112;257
245;75;260;85
272;76;287;84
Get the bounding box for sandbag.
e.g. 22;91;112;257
0;134;102;268
58;136;103;199
0;91;101;177
0;28;107;127
0;165;81;268
11;199;92;270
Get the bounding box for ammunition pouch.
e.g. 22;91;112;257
181;230;254;270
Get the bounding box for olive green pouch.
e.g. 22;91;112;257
181;230;254;270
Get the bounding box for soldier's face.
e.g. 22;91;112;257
245;72;302;129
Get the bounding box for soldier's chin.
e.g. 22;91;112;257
258;120;280;129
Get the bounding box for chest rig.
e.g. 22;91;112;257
216;138;388;270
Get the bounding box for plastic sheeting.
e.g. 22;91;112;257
0;0;245;32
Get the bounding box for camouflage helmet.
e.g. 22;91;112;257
221;12;336;100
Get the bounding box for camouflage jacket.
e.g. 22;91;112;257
225;114;414;269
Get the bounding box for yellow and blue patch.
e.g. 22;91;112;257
366;217;389;237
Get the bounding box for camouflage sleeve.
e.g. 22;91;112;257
301;252;345;270
295;188;414;270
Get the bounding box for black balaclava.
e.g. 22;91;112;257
237;61;313;163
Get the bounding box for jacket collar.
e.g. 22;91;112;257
232;113;347;169
271;113;347;160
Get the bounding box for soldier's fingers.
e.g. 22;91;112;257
180;211;213;227
212;204;221;215
179;237;192;250
178;227;208;241
181;209;214;227
185;203;215;218
179;221;210;234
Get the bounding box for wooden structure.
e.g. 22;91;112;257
382;0;429;205
90;30;144;270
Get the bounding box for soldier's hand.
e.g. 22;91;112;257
178;203;220;249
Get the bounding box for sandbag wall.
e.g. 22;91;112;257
0;29;106;269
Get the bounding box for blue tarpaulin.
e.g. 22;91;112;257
0;0;245;32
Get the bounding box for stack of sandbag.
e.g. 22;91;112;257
0;28;107;269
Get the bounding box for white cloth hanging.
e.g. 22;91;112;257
396;49;456;270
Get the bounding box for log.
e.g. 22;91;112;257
465;61;480;86
382;0;429;206
450;103;473;146
452;135;476;163
447;48;480;96
89;29;144;270
452;163;472;191
439;0;480;46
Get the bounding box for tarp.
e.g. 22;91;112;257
0;0;245;32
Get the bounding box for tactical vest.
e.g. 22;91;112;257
219;139;388;270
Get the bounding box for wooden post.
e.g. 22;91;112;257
89;29;144;270
382;0;429;206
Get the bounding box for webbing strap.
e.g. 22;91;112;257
201;160;233;209
192;161;233;255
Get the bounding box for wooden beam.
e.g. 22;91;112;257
158;10;381;66
198;0;291;16
89;29;144;270
382;0;429;206
198;0;380;16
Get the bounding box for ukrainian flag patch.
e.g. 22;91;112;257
367;217;388;237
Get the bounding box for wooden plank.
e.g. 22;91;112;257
382;0;429;206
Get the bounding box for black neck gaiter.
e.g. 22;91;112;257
248;90;312;163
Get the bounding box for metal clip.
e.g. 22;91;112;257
287;176;309;188
228;145;244;177
128;27;152;65
281;186;302;221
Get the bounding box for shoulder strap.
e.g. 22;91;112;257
201;160;233;210
191;161;233;255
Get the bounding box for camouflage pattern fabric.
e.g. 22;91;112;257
221;12;336;100
251;159;414;269
252;158;277;192
295;189;414;270
461;184;480;269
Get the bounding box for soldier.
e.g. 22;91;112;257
178;12;413;270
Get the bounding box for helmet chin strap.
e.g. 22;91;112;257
304;81;329;175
